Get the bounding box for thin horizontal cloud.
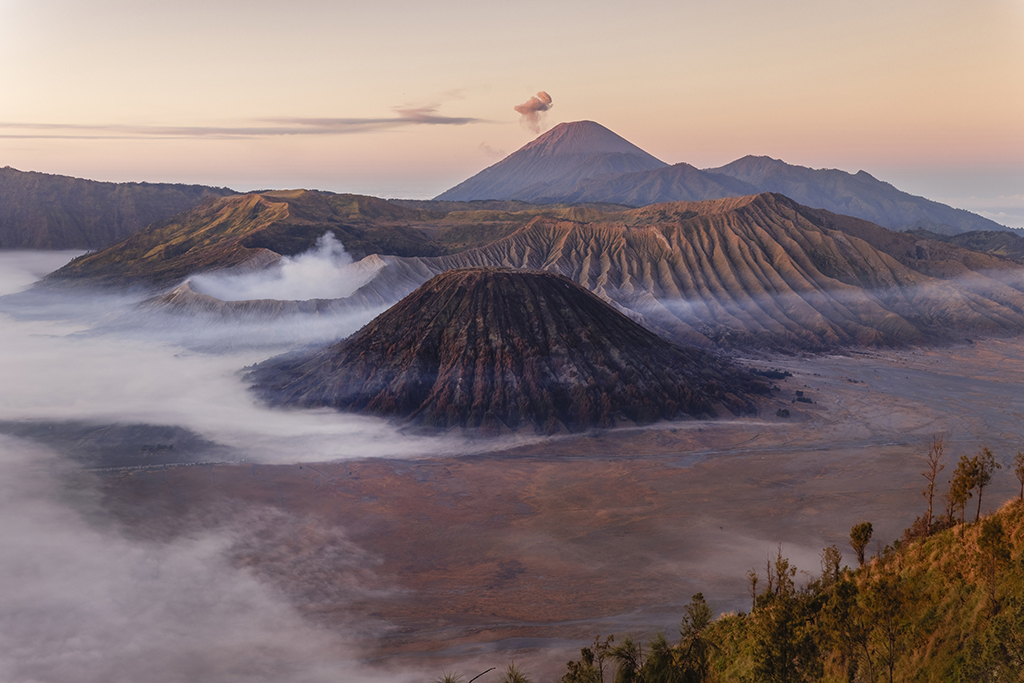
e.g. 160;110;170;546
0;105;482;140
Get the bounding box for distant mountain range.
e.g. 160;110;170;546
55;188;1024;351
45;189;611;288
435;121;1007;235
3;122;1009;254
0;167;235;249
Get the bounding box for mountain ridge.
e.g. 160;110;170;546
0;166;235;249
709;155;1004;234
44;190;448;288
435;124;1007;234
47;188;1024;351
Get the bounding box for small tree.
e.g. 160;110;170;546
501;662;533;683
974;447;1001;522
949;455;978;525
850;522;873;567
681;592;713;638
820;544;842;589
641;634;678;683
562;638;610;683
752;549;820;682
434;673;465;683
819;578;872;682
922;436;945;529
609;636;643;683
678;593;715;682
978;517;1011;611
869;571;907;683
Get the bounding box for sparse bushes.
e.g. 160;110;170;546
555;441;1024;683
500;662;533;683
752;368;792;380
434;665;530;683
849;521;873;567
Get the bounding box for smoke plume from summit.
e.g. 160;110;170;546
190;232;381;302
514;91;553;133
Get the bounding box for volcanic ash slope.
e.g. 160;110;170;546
247;268;770;433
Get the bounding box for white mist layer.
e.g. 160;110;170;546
0;252;479;682
0;252;532;462
191;233;383;301
0;435;426;683
0;249;84;294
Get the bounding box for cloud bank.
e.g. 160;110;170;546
0;105;481;140
0;251;496;463
0;430;435;683
0;251;513;682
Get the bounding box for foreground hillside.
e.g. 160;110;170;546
559;495;1024;682
0;166;234;249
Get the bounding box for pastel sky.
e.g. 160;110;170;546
1;0;1022;225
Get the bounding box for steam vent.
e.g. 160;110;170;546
247;268;769;433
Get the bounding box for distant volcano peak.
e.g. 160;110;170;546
434;121;667;202
519;120;663;159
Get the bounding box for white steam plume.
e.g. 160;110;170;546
191;233;383;302
514;91;553;133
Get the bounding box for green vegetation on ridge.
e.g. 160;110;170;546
553;441;1024;682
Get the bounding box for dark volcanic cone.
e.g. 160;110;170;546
247;268;770;433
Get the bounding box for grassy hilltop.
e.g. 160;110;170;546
557;457;1024;682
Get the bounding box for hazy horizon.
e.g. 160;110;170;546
1;0;1021;226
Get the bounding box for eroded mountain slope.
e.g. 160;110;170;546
63;190;1024;351
44;190;448;288
381;194;1024;348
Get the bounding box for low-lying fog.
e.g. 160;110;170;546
0;251;499;464
0;435;405;683
0;250;511;682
